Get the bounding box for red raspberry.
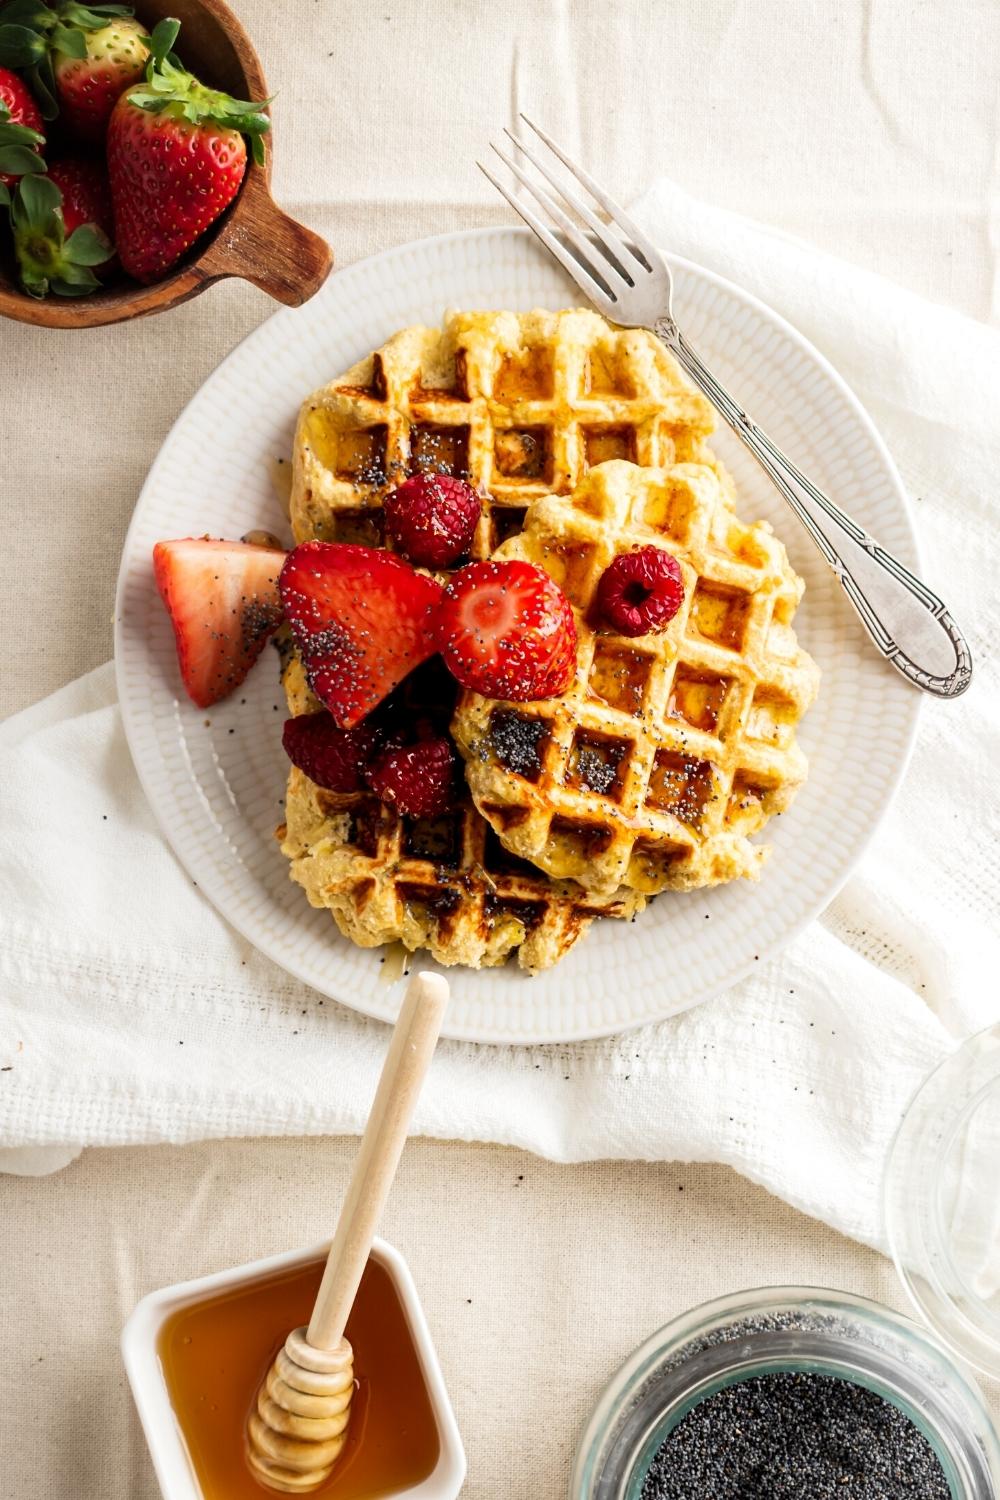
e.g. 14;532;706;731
434;559;578;701
383;474;481;567
596;547;684;637
282;712;381;793
366;736;458;818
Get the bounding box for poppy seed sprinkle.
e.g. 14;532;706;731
639;1371;950;1499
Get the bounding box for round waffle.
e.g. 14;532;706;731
450;460;820;898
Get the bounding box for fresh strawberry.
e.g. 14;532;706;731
383;474;481;568
153;537;285;709
596;547;684;637
0;1;144;127
106;17;270;283
279;542;443;731
0;66;44;188
282;712;382;794
0;65;42;134
8;166;112;296
52;14;148;139
47;155;112;235
366;737;458;818
434;559;578;702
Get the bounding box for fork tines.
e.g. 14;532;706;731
478;115;658;313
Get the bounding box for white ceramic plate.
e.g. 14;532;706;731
115;227;920;1044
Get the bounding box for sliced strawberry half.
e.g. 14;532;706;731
434;558;578;702
153;537;285;708
278;542;443;730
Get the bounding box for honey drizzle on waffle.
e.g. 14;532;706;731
452;461;820;898
290;308;724;553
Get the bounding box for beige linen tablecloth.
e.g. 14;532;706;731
2;2;998;1495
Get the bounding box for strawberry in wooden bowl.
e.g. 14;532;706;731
9;157;115;294
106;18;268;284
0;2;150;138
0;0;331;326
0;64;45;186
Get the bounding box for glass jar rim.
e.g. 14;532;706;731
884;1022;1000;1378
571;1285;1000;1500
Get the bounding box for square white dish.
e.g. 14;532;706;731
122;1236;466;1499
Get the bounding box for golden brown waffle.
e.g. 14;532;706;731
278;651;643;972
451;460;820;898
277;308;725;972
290;307;727;553
279;310;742;969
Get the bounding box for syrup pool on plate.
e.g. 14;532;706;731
158;1256;440;1498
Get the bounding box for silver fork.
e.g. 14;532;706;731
479;118;971;699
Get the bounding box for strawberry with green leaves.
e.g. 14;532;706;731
107;18;269;283
51;10;147;137
0;65;44;187
0;0;147;136
8;166;113;295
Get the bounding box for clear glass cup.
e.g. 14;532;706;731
886;1022;1000;1378
572;1286;1000;1499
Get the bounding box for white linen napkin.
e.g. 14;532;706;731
2;181;998;1250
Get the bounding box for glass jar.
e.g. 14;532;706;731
572;1287;1000;1499
573;1025;1000;1500
885;1023;1000;1378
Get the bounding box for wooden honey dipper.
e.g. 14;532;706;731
247;970;450;1492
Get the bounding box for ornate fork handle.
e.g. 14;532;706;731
654;317;972;699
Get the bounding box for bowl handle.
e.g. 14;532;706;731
197;172;333;307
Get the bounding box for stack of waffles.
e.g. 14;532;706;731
278;309;819;972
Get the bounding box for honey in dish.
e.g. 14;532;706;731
158;1256;440;1499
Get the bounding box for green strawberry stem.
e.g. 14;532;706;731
129;16;271;167
8;168;113;296
0;138;43;172
0;99;45;174
0;0;135;118
147;13;176;64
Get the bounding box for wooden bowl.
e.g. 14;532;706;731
0;0;332;328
